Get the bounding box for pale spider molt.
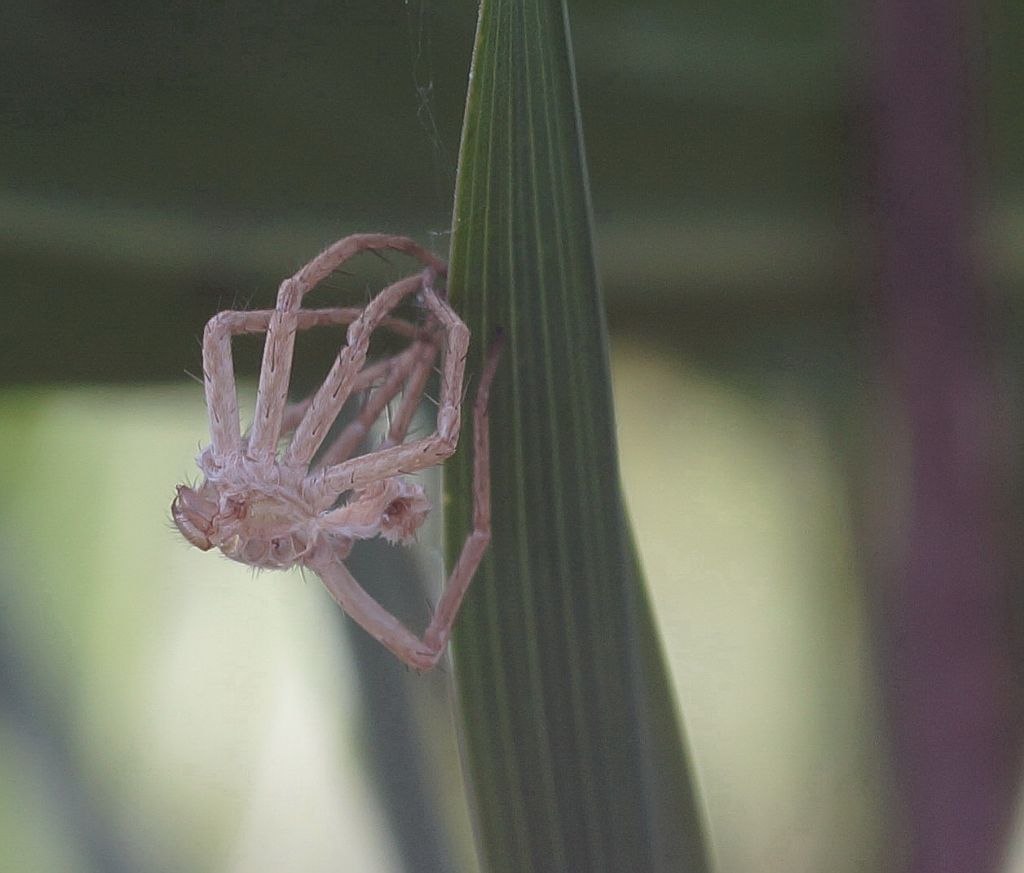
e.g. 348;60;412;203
172;234;503;671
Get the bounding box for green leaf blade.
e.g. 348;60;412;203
446;2;710;871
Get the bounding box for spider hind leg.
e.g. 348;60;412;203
307;331;504;670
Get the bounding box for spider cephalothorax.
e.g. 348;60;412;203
172;234;502;670
173;458;431;570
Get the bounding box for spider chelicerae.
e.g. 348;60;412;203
171;234;503;670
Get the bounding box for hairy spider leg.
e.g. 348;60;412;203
306;332;504;670
308;558;438;669
381;337;439;449
284;273;427;468
422;331;504;652
315;338;440;471
272;337;424;454
305;282;470;502
202;306;420;460
202;309;256;457
249;235;445;460
277;395;313;440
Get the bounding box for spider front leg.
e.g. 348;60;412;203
308;282;470;499
203;306;413;460
272;336;426;463
305;331;504;670
202;309;263;457
250;234;445;461
274;319;418;442
314;338;439;470
283;273;429;469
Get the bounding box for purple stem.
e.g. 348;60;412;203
869;1;1021;870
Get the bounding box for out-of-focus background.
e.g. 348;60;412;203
1;2;1021;872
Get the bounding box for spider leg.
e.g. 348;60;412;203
203;306;418;458
380;336;439;449
308;553;438;670
202;309;265;457
421;330;504;654
305;330;504;671
308;282;470;500
283;272;430;468
278;396;313;439
314;338;438;470
271;350;412;447
249;235;445;460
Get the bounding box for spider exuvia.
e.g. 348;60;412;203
171;234;503;670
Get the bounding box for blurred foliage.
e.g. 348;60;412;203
1;0;867;385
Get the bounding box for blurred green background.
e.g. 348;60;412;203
1;2;1021;872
